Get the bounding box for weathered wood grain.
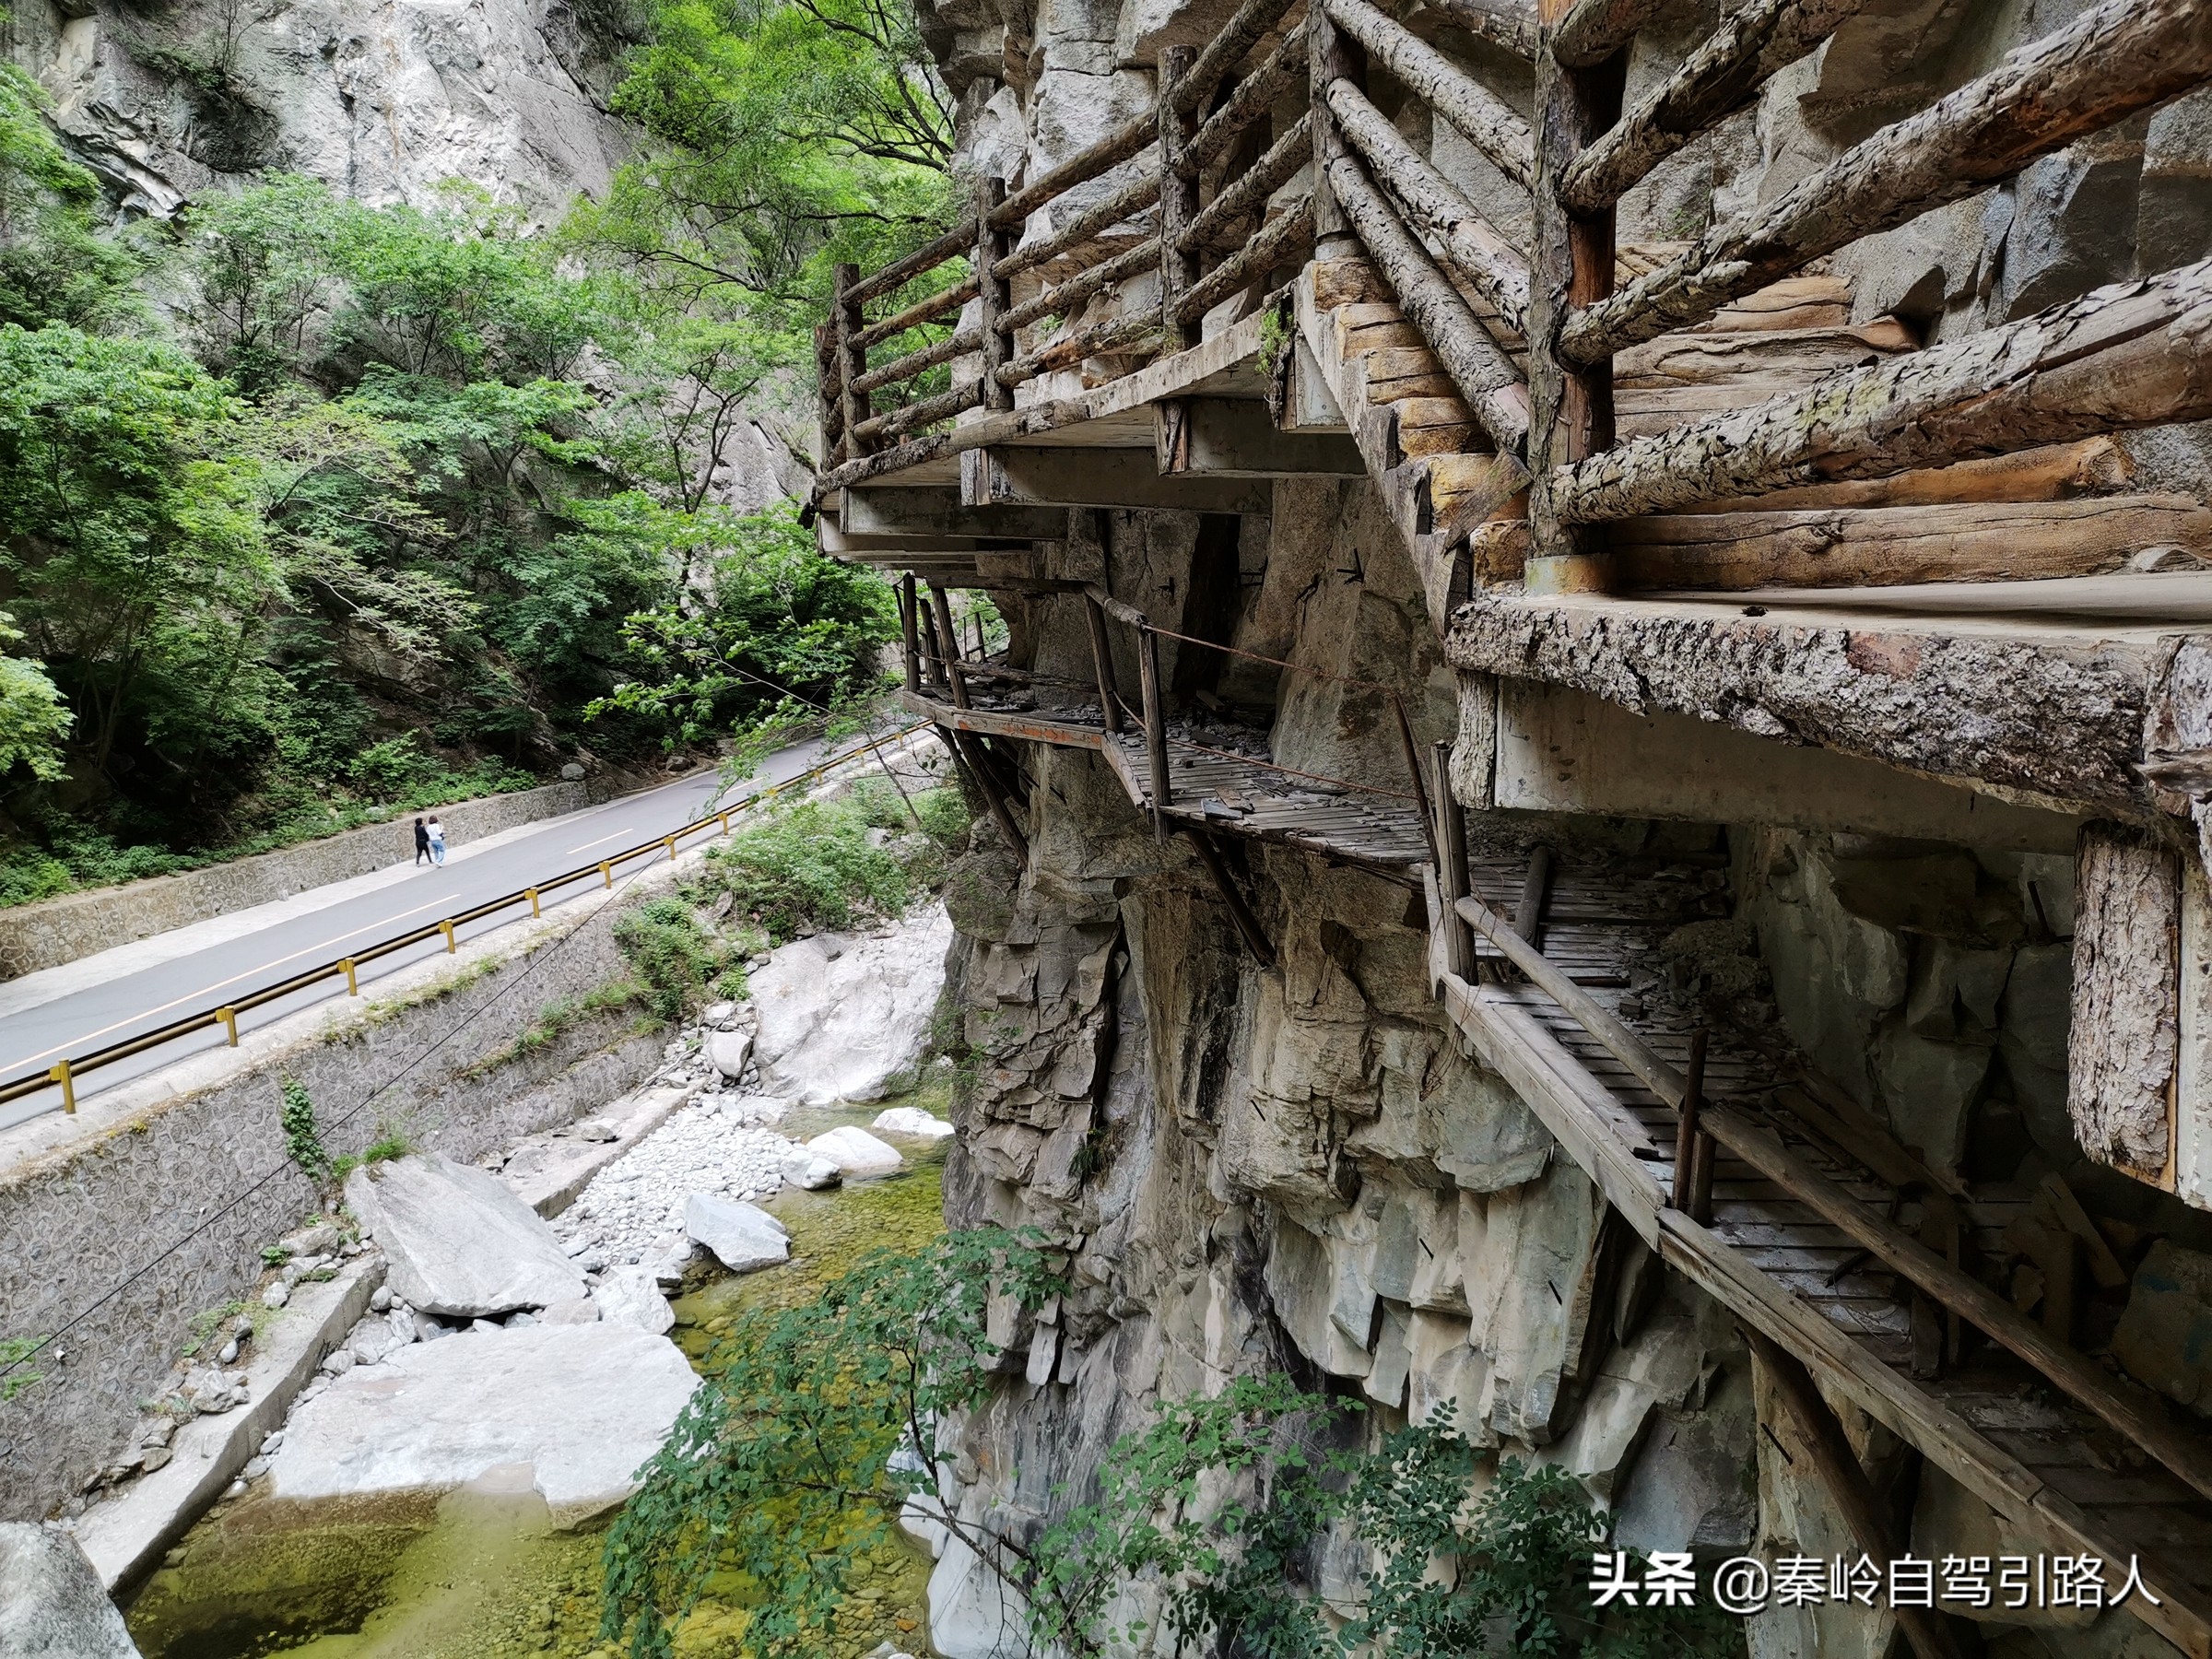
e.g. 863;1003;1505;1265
1426;0;1539;58
2072;824;2182;1182
1606;496;2212;590
1325;149;1533;455
1555;257;2212;522
1563;0;2212;363
1693;438;2130;512
1323;0;1535;188
1559;0;1870;212
1324;77;1532;333
1184;115;1312;253
1612;319;1912;387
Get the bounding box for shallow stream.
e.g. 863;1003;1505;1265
124;1091;952;1659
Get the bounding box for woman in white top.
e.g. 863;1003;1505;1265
426;817;447;865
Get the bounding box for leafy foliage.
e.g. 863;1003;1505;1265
279;1078;333;1187
599;1225;1064;1659
687;779;954;944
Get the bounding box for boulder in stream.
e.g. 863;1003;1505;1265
808;1126;905;1178
685;1194;791;1273
750;908;953;1104
0;1523;142;1657
264;1324;697;1526
345;1155;586;1318
873;1107;955;1139
594;1265;677;1335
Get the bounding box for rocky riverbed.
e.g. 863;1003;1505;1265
77;902;959;1659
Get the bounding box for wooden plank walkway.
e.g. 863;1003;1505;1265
1449;854;2212;1656
900;677;2212;1653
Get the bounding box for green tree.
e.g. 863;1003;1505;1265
599;1226;1063;1659
0;324;284;775
0;62;142;332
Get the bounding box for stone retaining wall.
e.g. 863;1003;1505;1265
0;865;667;1523
0;782;591;981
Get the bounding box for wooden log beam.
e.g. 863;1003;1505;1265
1748;1332;1969;1659
1549;0;1672;68
833;262;872;461
1322;0;1535;189
1174;0;1303;115
999;239;1162;336
844;217;978;310
995;171;1163;282
1563;0;2212;365
1324;150;1532;456
1324;77;1531;334
964;447;1275;512
1558;0;1868;213
1171;198;1317;324
1606;495;2212;591
1157;397;1367;477
991;116;1157;230
1425;0;1538;59
853;377;982;443
1709;1100;2212;1505
851;324;983;397
1554;257;2212;523
1193;32;1305;169
2071;823;2182;1182
1180;829;1277;965
853;276;980;352
1160;46;1203;351
976;177;1014;414
997;311;1164;386
843;489;1069;540
1183;115;1313;253
1694;437;2130;512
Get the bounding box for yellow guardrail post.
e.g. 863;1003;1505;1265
341;958;359;995
49;1059;74;1114
720;812;731;836
663;835;677;862
526;887;540;917
599;860;613;888
218;1007;239;1046
439;920;456;954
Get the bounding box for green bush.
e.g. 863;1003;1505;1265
616;896;727;1023
688;787;947;946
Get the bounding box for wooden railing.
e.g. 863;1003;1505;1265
818;0;2212;598
816;0;1311;468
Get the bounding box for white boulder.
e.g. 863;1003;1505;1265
685;1194;791;1274
264;1324;698;1526
750;906;953;1104
0;1524;142;1657
780;1146;843;1190
873;1107;956;1140
344;1155;586;1318
808;1126;905;1178
594;1265;677;1335
706;1030;754;1079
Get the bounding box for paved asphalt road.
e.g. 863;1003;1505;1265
0;734;859;1131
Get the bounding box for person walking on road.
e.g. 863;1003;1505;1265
414;817;431;865
426;816;447;865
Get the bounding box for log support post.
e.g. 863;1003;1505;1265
1138;622;1171;835
940;725;1029;869
1431;739;1474;982
899;574;924;695
1672;1028;1713;1224
976;177;1015;412
927;582;971;709
833;262;872;463
1749;1331;1967;1659
1182;829;1277;965
1160;46;1203;349
814;320;842;465
1309;0;1366;253
1526;9;1621;591
1084;594;1125;732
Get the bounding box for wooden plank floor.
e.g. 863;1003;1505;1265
907;678;2212;1648
1459;855;2212;1647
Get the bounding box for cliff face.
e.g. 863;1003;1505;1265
899;4;2212;1651
9;0;629;220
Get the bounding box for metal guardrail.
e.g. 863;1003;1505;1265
7;724;933;1118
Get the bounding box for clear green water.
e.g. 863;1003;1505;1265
124;1087;952;1659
